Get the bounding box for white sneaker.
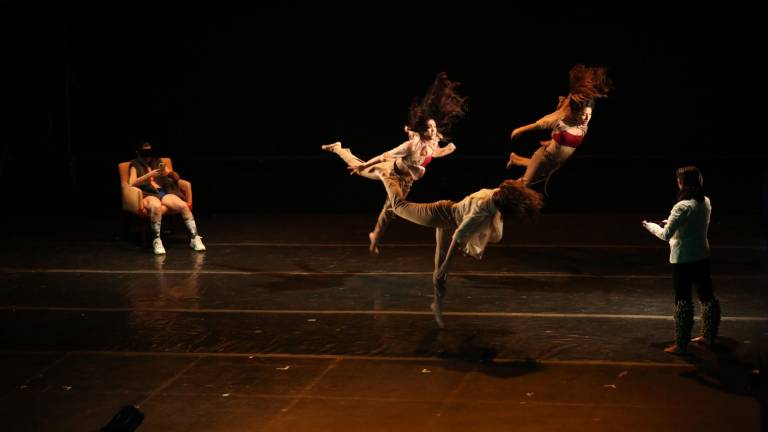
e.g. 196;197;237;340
430;302;445;329
153;238;166;255
321;141;341;152
190;235;206;251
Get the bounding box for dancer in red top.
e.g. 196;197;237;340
506;64;611;188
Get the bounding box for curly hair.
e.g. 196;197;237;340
407;72;468;140
493;179;544;221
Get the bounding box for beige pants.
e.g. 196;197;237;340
381;172;458;301
329;145;414;237
519;142;575;186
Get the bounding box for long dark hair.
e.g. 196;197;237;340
407;72;468;140
133;142;156;167
568;64;611;106
676;166;705;202
540;65;611;128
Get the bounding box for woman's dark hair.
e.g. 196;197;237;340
676;166;705;202
135;142;154;162
544;65;611;126
493;179;544;220
568;96;596;114
407;72;468;140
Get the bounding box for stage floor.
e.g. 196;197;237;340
2;213;767;431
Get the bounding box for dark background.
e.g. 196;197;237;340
3;4;766;217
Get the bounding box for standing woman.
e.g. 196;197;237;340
642;166;721;354
506;64;611;188
322;72;467;255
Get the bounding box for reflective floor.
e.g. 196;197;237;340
2;213;767;431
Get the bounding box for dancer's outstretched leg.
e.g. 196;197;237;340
380;172;455;229
514;144;567;187
381;171;457;328
506;152;531;169
430;227;452;328
369;198;391;256
322;141;381;180
369;178;413;256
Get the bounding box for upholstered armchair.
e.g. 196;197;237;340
118;157;193;216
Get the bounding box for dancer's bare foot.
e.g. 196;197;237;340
506;152;525;169
321;141;341;152
691;336;712;346
663;344;686;355
368;231;380;256
430;302;445;328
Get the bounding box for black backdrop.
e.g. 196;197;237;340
3;5;766;216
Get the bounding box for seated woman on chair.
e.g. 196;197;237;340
128;142;206;255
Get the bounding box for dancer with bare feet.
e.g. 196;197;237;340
380;174;543;327
506;64;611;189
642;166;721;355
322;72;467;255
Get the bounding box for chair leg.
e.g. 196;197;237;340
120;211;151;249
121;212;131;241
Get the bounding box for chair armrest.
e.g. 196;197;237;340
121;183;146;216
178;179;193;208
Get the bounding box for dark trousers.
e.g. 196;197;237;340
672;259;715;303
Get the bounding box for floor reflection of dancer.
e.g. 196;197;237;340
322;72;467;255
506;64;611;189
128;254;205;352
381;174;543;327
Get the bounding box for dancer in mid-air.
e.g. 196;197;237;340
506;64;611;189
322;72;467;255
380;174;543;327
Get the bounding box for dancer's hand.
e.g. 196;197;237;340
642;220;665;229
404;125;416;140
348;165;365;175
642;220;658;229
510;128;522;140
